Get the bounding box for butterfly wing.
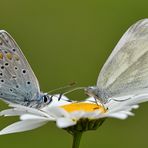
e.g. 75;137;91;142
97;19;148;98
0;30;41;105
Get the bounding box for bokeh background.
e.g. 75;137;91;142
0;0;148;148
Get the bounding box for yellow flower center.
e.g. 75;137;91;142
60;102;106;113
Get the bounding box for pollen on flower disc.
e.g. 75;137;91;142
60;102;106;113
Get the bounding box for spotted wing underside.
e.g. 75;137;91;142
0;30;40;105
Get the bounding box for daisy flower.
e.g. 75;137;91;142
1;93;148;148
1;17;148;148
0;95;72;135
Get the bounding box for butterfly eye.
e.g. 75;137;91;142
43;95;48;103
43;95;52;104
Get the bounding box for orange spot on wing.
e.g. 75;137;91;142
14;54;19;61
0;52;3;60
6;53;12;60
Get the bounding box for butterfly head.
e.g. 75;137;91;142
84;86;98;97
28;93;53;108
84;86;109;104
42;94;52;104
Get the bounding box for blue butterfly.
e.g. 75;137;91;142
0;30;52;108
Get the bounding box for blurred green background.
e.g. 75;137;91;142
0;0;148;147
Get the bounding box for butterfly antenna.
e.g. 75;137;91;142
61;87;85;95
47;82;77;94
57;87;85;101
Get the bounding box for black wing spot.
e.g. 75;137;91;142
1;79;4;82
22;69;26;74
5;63;9;66
27;81;31;85
16;85;19;88
0;72;3;76
12;48;16;52
10;89;13;92
12;75;16;79
1;66;4;69
14;66;18;70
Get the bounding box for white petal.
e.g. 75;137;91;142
70;111;85;119
103;110;135;119
20;114;55;121
0;109;27;116
56;118;76;128
70;110;100;119
105;113;129;119
0;119;48;135
122;111;134;116
85;110;102;118
46;107;69;118
8;104;50;118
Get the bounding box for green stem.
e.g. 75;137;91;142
72;132;83;148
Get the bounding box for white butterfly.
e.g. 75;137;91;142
85;19;148;103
